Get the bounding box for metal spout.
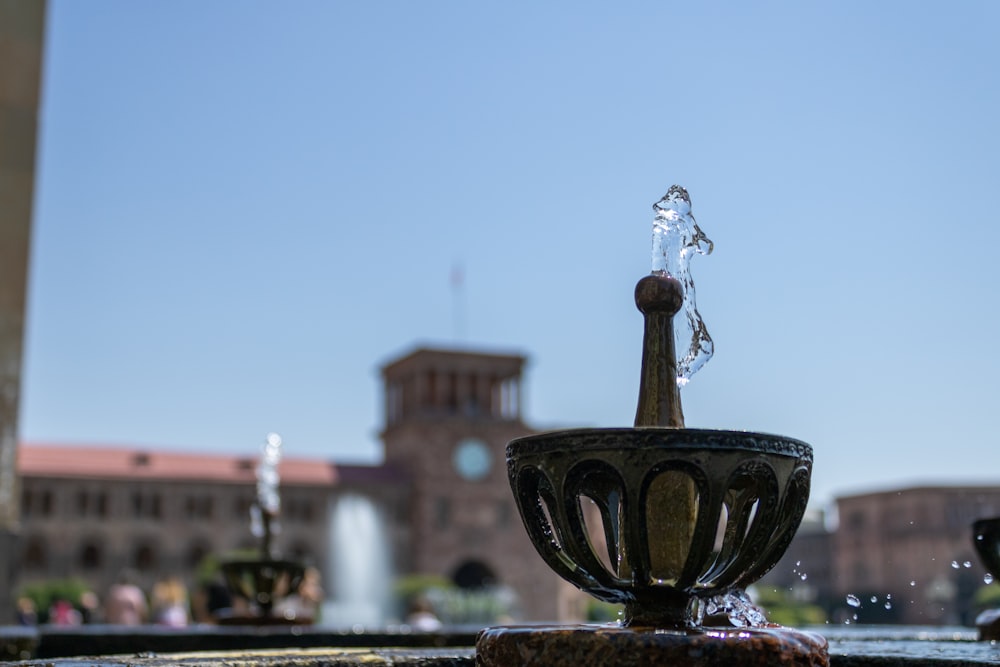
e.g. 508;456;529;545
634;272;685;428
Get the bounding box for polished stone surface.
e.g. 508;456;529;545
5;625;1000;666
27;625;481;659
477;624;829;667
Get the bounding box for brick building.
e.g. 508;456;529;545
831;486;1000;625
15;346;579;623
762;485;1000;625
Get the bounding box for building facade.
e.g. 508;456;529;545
761;485;1000;625
17;447;342;597
831;486;1000;625
379;347;578;621
15;346;579;623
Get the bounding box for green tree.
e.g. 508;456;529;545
20;578;90;623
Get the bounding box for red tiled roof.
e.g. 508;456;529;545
18;443;340;486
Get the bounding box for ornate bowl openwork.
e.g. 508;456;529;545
972;518;1000;640
508;427;812;627
220;559;306;623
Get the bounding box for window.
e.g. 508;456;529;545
132;492;163;520
79;541;102;570
134;542;157;572
234;496;254;520
285;497;316;523
76;490;89;517
96;493;109;518
38;490;55;517
185;496;214;520
22;536;47;570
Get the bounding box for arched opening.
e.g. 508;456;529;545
79;540;103;570
133;541;158;572
22;535;47;571
452;560;497;589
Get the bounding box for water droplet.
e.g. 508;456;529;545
884;601;893;610
795;561;801;567
964;561;973;568
800;573;808;581
910;581;916;587
951;561;960;569
986;574;995;585
852;613;858;621
846;594;861;608
870;596;878;603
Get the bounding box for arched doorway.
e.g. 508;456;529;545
452;559;497;589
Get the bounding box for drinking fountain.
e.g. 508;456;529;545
477;187;829;666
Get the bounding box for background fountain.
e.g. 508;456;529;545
321;492;394;627
219;433;309;624
477;187;829;666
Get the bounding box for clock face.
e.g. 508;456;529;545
453;438;492;481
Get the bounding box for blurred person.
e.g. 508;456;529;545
105;569;148;625
48;599;82;626
15;597;37;626
405;595;442;631
79;590;101;624
151;577;189;627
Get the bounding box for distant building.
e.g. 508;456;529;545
832;486;1000;625
16;346;581;623
761;485;1000;626
22;344;999;627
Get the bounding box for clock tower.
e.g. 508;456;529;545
380;346;570;621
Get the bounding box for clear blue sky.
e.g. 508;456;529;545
21;1;1000;511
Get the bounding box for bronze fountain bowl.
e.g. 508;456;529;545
972;517;1000;640
219;558;307;624
507;427;813;628
973;517;1000;576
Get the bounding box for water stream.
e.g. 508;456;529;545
651;185;714;386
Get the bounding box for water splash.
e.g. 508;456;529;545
651;185;714;386
251;432;283;539
703;589;768;628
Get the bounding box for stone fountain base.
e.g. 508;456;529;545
476;624;829;667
